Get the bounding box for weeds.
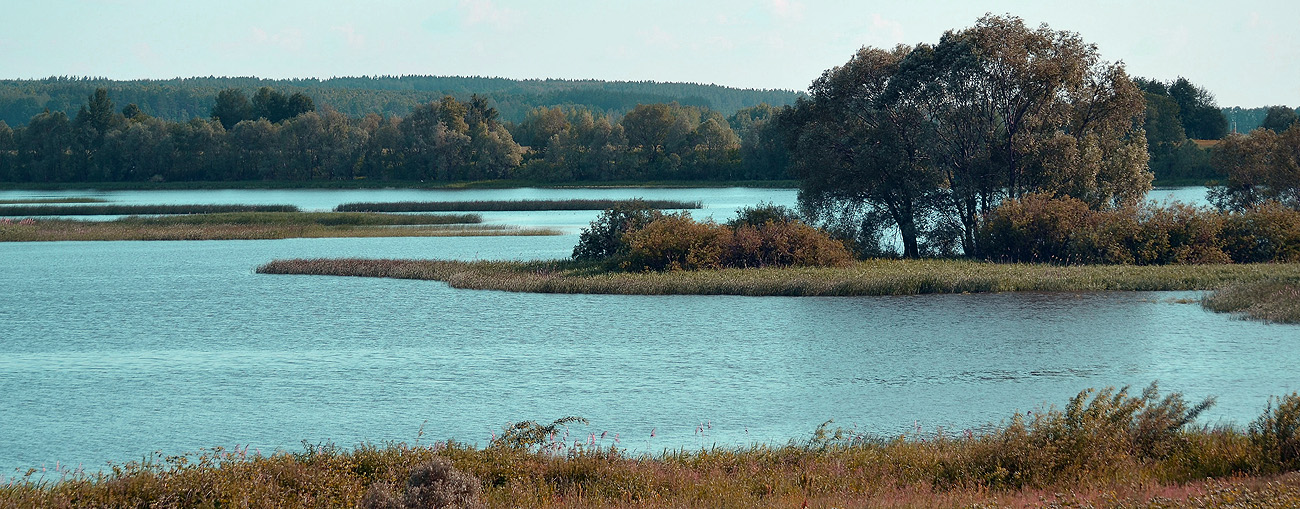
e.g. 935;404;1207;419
257;257;1300;297
6;387;1300;508
1202;280;1300;323
0;212;564;241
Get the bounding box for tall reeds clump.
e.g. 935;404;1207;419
1202;280;1300;323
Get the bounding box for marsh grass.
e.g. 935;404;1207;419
7;389;1300;508
0;212;563;242
336;199;702;212
0;204;299;216
256;258;1300;296
1202;281;1300;323
0;198;106;205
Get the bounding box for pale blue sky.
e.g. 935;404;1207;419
2;0;1296;107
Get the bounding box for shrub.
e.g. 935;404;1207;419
979;193;1092;263
361;458;484;509
1250;392;1300;472
571;201;664;261
622;213;733;271
1220;201;1300;263
725;202;800;228
621;213;852;271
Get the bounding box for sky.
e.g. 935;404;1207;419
1;0;1296;107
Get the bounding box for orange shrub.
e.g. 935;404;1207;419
620;214;851;271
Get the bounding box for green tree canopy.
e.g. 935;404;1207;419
787;14;1150;258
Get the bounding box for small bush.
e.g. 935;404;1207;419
621;213;852;271
571;202;664;261
1250;392;1300;472
361;458;484;509
1220;201;1300;263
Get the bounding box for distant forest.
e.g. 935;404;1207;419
0;76;803;128
0;73;1295;186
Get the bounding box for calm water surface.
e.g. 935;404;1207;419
2;187;1294;477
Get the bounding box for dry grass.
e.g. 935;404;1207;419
1202;281;1300;323
256;258;1300;296
0;204;299;215
6;388;1300;508
0;212;560;241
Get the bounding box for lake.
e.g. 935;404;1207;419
3;186;1295;477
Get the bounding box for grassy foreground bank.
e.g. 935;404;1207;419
5;386;1300;508
256;258;1300;296
0;212;560;241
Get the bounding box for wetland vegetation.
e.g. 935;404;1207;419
0;203;298;216
5;386;1300;508
0;211;561;241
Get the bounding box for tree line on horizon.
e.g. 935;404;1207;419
0;87;785;183
0;76;803;128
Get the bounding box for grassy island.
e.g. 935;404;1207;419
6;386;1300;508
0;212;560;241
256;258;1300;296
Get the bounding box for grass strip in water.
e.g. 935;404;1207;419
0;212;563;241
335;198;702;212
0;204;300;216
7;386;1300;508
1202;280;1300;323
256;258;1300;296
0;197;106;205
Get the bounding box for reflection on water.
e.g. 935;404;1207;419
1;233;1295;474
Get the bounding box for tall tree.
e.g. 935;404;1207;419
788;15;1149;258
211;88;253;130
1169;77;1228;139
1261;106;1299;133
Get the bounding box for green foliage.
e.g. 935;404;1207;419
571;202;664;261
1250;392;1300;471
489;417;589;452
725;202;799;228
791;15;1150;259
1210;124;1300;211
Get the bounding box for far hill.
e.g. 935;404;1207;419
0;76;805;127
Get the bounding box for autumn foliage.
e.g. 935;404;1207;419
981;193;1300;264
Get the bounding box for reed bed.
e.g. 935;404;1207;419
1202;280;1300;323
256;258;1300;296
0;213;559;242
0;203;299;216
335;199;702;212
0;197;106;205
6;387;1300;508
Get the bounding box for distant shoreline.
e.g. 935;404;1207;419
0;179;802;192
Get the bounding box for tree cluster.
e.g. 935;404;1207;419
1133;78;1225;182
784;15;1151;259
0;76;802;128
0;89;787;184
1209;123;1300;211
